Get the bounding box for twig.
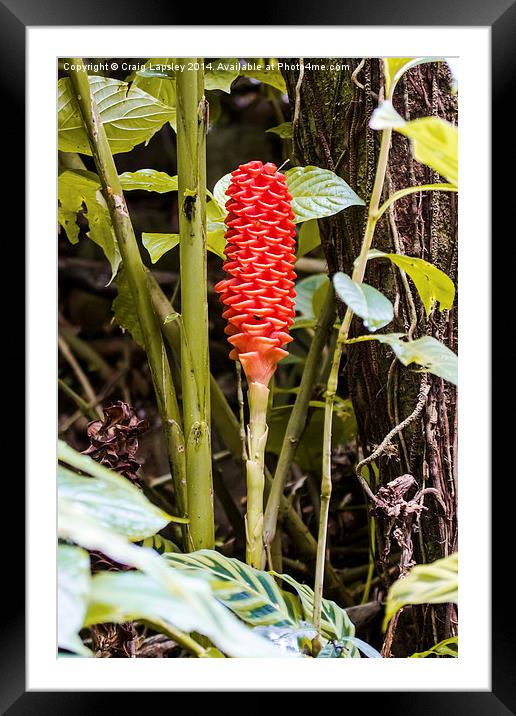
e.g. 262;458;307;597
58;335;102;418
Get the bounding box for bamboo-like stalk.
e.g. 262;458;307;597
312;126;393;649
263;286;336;552
176;62;214;550
68;60;188;527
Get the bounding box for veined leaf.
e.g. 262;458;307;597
58;544;92;656
370;102;457;185
366;249;455;316
294;274;329;318
132;58;177;127
58;76;175;155
317;635;382;658
58;497;283;658
410;635;458;658
58;169;121;281
384;553;458;627
333;272;394;331
120;169;178;193
213;173;232;212
58;441;173;540
346;333;458;385
285;166;365;223
273;572;358;649
163;549;302;629
84;570;284;658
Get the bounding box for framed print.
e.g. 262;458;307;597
2;0;511;709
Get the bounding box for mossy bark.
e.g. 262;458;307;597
283;59;458;654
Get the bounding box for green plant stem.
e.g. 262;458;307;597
263;286;336;553
374;182;457;222
312;127;393;647
147;272;353;605
68;60;188;529
150;620;206;657
245;382;269;568
176;61;214;550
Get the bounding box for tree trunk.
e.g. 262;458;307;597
283;59;458;655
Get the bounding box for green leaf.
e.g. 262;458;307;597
384;553;458;627
205;59;240;93
58;544;92;656
266;122;293;139
119;169;178;193
273;572;358;650
58;76;175;155
370;102;457;185
58;169;121;281
142;534;181;554
384;57;441;96
163;549;302;629
366;250;455;316
240;59;287;92
285;166;365;223
333;272;394;331
317;636;382;658
84;570;284;658
410;636;458;658
132;58;177;123
399;117;458;186
297;219;321;258
58;443;173;540
346;333;458;385
206;227;226;259
294;274;329;318
112;268;144;347
142;233;180;264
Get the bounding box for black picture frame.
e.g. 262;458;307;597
4;0;512;710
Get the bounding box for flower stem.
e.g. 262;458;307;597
245;381;269;569
67;59;188;529
176;61;214;550
312;126;393;646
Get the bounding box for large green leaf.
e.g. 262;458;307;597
112;268;145;347
163;549;301;628
84;570;284;658
285;166;365;223
346;333;458;385
58;76;175;155
120;169;178;193
384;553;458;626
213;172;232;211
58;495;283;657
58;544;92;656
58;441;175;540
367;249;455;316
294;274;329;318
333;272;394;331
273;572;357;649
370;102;457;185
58;169;121;281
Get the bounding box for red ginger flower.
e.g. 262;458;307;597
215;160;297;386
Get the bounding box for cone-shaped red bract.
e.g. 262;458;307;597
215;160;297;386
